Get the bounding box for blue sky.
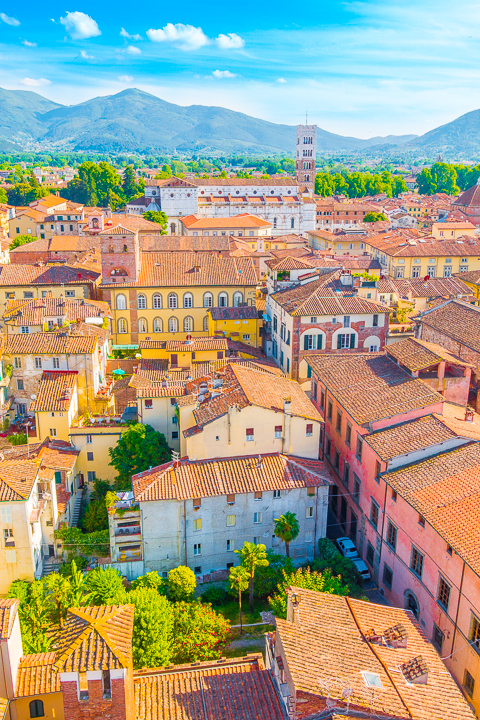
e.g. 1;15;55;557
1;0;480;138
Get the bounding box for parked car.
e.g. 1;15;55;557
352;558;371;581
336;536;359;559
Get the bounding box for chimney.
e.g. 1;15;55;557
286;587;301;624
465;408;474;423
400;656;429;685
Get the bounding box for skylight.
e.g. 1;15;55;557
361;671;384;689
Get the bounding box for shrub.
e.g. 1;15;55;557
253;550;294;597
168;566;197;602
268;567;349;619
172;601;230;664
131;571;167;594
201;584;229;607
128;587;174;669
85;567;124;605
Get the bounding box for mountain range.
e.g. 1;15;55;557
0;87;476;156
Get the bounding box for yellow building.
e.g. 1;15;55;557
0;263;101;301
69;421;128;484
306;229;369;255
453;269;480;302
30;371;79;443
431;221;476;239
139;336;229;366
207;306;262;347
8;208;50;240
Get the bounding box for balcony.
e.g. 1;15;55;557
115;525;141;539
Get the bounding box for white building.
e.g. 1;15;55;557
295;124;317;195
132;453;331;577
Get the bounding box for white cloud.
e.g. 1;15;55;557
22;40;37;47
126;45;141;55
20;77;51;87
277;77;287;83
60;11;101;40
212;69;237;78
0;12;20;26
120;27;142;41
118;75;133;82
80;49;94;59
147;23;209;50
215;33;244;49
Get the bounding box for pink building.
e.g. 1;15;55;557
307;351;480;714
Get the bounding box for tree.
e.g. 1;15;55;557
131;571;167;594
235;542;269;612
44;573;72;628
9;234;37;250
268;567;350;619
122;165;143;200
254;550;294;598
229;565;249;634
65;177;91;205
0;187;7;203
85;567;124;605
81;479;110;533
168;566;197;602
109;423;172;491
172;601;230;664
16;580;53;653
127;587;174;669
274;512;300;558
143;211;168;234
363;212;388;223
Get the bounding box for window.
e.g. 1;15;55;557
383;564;393;589
254;491;263;501
172;431;179;439
337;333;355;349
14;357;21;369
306;506;314;518
375;461;381;479
87;452;94;461
233;292;243;306
102;670;112;700
370;500;379;529
246;428;254;441
343;316;350;328
20;326;30;334
117;318;128;334
410;546;424;578
356;436;363;462
464;670;475;698
227;539;234;552
194;566;202;574
4;529;14;547
227;494;235;505
306;423;313;437
336;410;342;432
437;576;451;611
366;541;375;566
273;489;281;499
373;314;379;327
386;521;397;551
469;614;480;650
447;544;453;556
203;292;213;308
334;449;340;471
418;514;425;528
29;699;45;718
254;512;262;523
303;334;323;350
353;474;360;503
218;292;228;307
345;422;352;446
327;400;333;421
432;623;444;653
49;428;57;437
193;498;201;509
184;316;194;332
226;515;236;526
153;317;163;333
427;267;435;277
53;357;60;369
193;518;202;531
17;379;24;391
391;489;397;502
242;334;251;341
116;294;126;310
203;315;209;331
168;293;178;309
168;317;178;332
194;543;202;556
342;463;350;489
153;293;162;309
86;435;92;444
137;294;147;309
183;293;193;308
138;318;148;333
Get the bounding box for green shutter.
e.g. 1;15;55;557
318;334;323;350
350;334;355;349
55;471;62;484
304;335;310;350
307;364;312;378
337;335;342;349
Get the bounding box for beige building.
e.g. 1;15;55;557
0;263;101;303
431;221;476;239
30;371;79;443
1;296;111;335
179;213;272;237
69;421;128;484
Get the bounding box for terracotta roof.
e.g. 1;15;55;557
271;276;389;317
383;443;480;575
366;233;480;257
167;337;229;352
102;253;258;289
181;213;272;229
364;414;458;461
435;403;480;442
133;453;331;503
10;236;96;255
102;215;164;232
0;263;99;287
31;194;67;209
194;177;296;187
454;183;480;208
133;654;285;720
0;698;6;720
400;276;471;299
140;235;230;252
276;588;475;720
5;331;97;355
30;371;78;413
137;385;186;398
307;353;444;425
434;222;475;229
3;297;111;326
386;337;472;372
265;256;316;271
0;599;19;639
209;305;259;321
0;459;39;501
15;652;60;697
454;269;480;284
418;299;480;354
54;605;134;672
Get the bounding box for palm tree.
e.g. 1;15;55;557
229;566;250;634
274;512;300;558
235;542;269;612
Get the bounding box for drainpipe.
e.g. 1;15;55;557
184;500;187;565
282;397;292;454
377;477;389;584
450;560;466;660
313;486;319;558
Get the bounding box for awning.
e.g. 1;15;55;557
112;344;139;350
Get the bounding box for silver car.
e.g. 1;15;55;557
336;536;359;559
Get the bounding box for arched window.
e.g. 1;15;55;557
170;222;176;235
203;292;213;308
116;294;126;310
233;292;243;307
123;244;128;252
291;217;295;229
29;699;45;718
273;217;277;229
153;317;163;333
153;293;162;309
137;294;147;310
92;217;99;229
168;293;178;309
169;317;178;333
203;315;209;331
184;316;194;332
218;292;228;308
138;318;148;333
117;318;128;334
183;293;193;309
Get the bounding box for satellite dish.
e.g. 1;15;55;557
30;394;36;400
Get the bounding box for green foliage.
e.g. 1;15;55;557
0;187;7;203
201;584;229;606
253;550;294;597
8;433;27;445
85;567;125;605
317;537;340;563
127;587;174;669
7;580;31;605
171;601;230;664
15;580;53;653
168;566;197;602
309;555;363;595
122;165;144;200
363;211;388;222
131;571;167;594
81;479;110;533
416;162;460;196
268;567;350;619
55;524;110;559
9;235;37;250
274;512;299;557
143;210;168;233
315;169;407;198
7;174;48;205
58;555;89;576
109;423;171;491
236;541;269;611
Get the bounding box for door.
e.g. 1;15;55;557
340;497;347;529
350;510;357;542
48;545;55;558
171;354;178;367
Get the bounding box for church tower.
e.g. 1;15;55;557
295;124;317;195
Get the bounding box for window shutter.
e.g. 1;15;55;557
55;471;62;484
304;334;310;350
318;334;323;349
350;334;355;349
337;334;342;349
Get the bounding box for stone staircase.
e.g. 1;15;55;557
71;489;83;527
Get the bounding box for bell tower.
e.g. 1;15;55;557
296;123;317;195
99;226;141;284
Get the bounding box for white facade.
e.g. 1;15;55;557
296;124;317;194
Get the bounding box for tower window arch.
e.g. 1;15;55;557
273;217;277;229
203;315;209;331
137;294;147;310
291;217;295;229
29;700;44;718
233;292;243;307
218;292;228;307
116;294;126;310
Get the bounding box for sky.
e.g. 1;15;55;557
1;0;480;138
